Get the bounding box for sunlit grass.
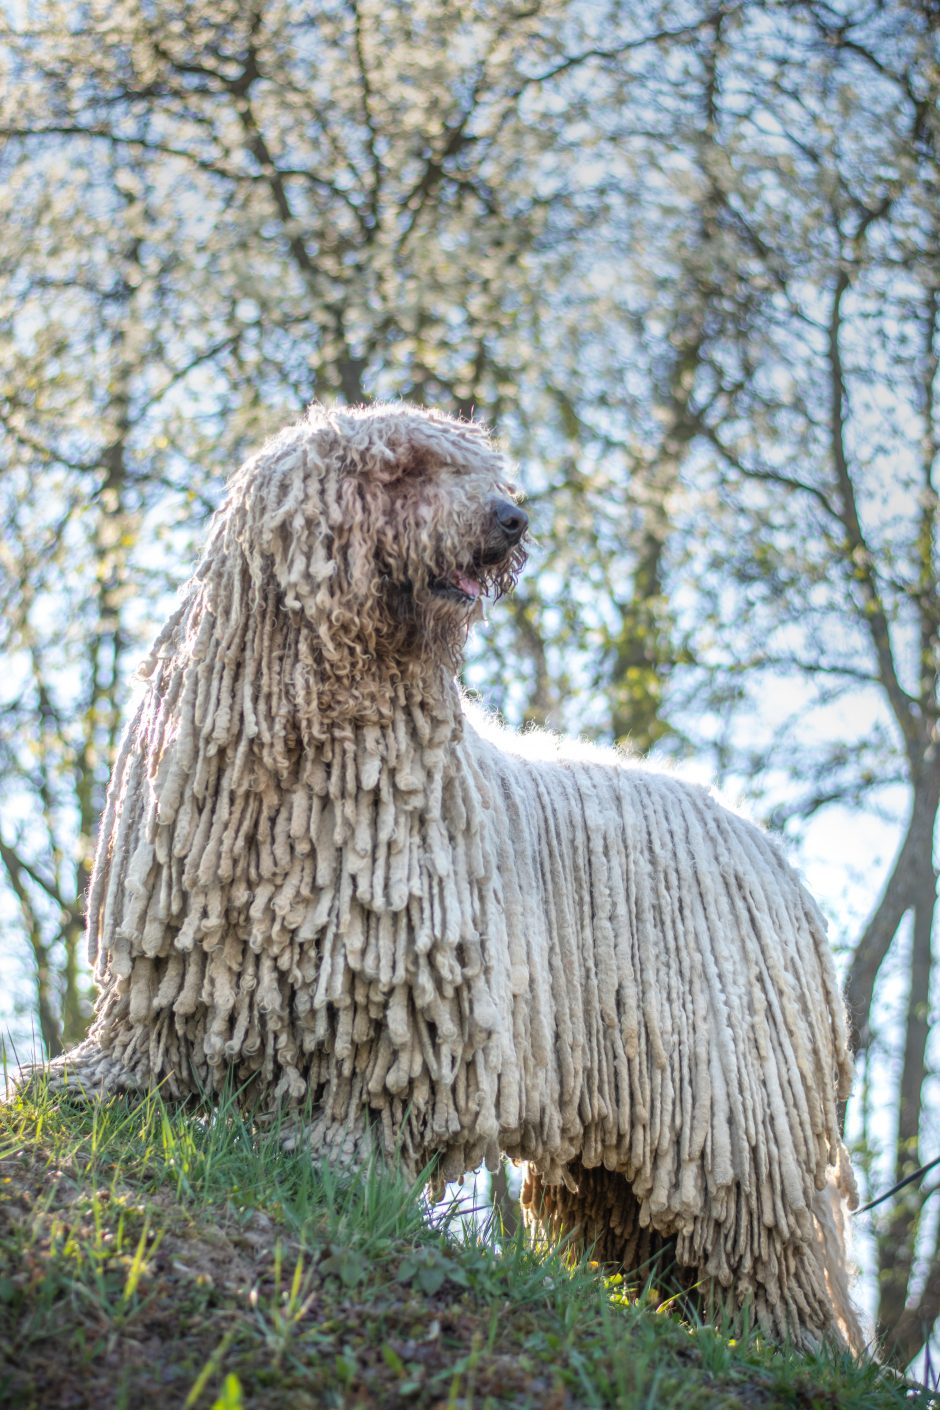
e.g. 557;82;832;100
0;1073;933;1409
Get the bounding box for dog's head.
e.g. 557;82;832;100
226;403;528;678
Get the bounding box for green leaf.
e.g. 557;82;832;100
320;1248;368;1288
209;1373;244;1410
416;1262;447;1295
381;1342;406;1376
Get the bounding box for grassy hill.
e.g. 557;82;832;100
0;1076;933;1410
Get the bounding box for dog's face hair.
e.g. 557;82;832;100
236;405;528;676
338;411;528;660
374;461;528;649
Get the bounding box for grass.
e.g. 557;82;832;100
0;1075;935;1410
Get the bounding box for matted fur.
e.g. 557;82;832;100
42;403;863;1351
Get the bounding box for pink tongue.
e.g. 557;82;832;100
453;571;482;598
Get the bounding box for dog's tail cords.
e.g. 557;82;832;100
854;1154;940;1215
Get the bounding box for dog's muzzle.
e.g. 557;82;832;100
426;497;528;606
490;497;528;545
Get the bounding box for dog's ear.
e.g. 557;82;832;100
228;426;398;650
225;430;333;614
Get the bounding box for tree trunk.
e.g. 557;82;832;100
844;770;940;1054
875;844;937;1347
491;1161;519;1239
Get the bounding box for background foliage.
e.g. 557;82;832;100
0;0;937;1368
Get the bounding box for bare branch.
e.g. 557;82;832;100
0;837;62;1055
506;9;746;98
0;836;77;923
696;422;842;520
827;269;920;756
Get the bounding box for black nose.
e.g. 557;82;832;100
491;497;528;544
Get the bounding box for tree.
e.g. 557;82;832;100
647;0;940;1364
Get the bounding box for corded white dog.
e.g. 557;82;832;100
45;404;863;1351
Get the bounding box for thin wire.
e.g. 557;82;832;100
854;1154;940;1215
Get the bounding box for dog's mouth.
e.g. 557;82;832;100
389;543;526;622
428;541;521;606
429;567;484;605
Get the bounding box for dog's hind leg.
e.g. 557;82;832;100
522;1160;684;1278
